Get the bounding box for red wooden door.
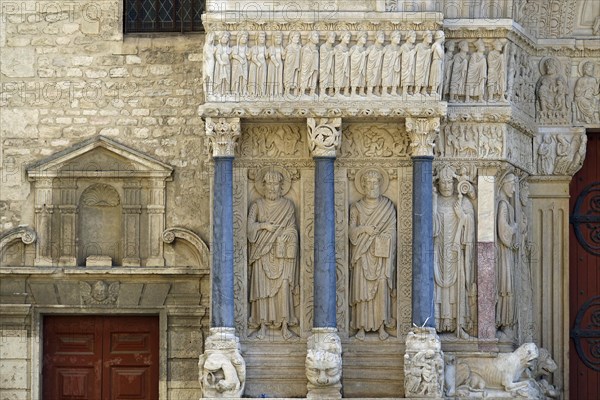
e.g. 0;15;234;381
570;131;600;399
43;316;159;400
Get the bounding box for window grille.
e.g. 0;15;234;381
124;0;204;33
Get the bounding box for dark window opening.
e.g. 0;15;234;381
124;0;204;33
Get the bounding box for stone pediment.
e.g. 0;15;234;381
26;136;173;180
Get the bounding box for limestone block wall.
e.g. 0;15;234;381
0;0;209;240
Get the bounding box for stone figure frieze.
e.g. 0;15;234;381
535;132;587;176
535;57;570;125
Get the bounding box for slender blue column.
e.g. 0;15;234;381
412;155;435;328
212;156;234;328
313;157;337;328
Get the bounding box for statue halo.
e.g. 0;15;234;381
354;166;390;196
254;166;292;198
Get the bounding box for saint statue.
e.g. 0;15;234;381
334;32;351;96
486;39;507;101
433;166;476;338
320;32;336;97
203;32;216;97
381;31;402;96
496;173;519;338
350;32;369;96
399;31;417;96
283;32;302;97
465;39;487;102
366;31;386;96
300;31;320;97
442;40;455;100
574;61;600;124
428;31;445;96
449;40;469;102
231;31;249;96
248;169;299;340
248;31;267;97
414;31;433;95
267;32;284;97
214;31;232;97
349;168;397;340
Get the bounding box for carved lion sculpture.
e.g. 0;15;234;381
456;343;539;395
199;351;245;397
306;349;342;387
528;348;559;399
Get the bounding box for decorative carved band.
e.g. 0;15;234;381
307;118;341;158
405;117;440;157
205;117;241;157
0;226;37;254
162;227;210;269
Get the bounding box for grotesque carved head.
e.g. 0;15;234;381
306;350;342;387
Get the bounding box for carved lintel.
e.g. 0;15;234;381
199;327;246;398
205;117;241;158
406;117;440;157
307;118;342;158
306;328;342;399
404;327;444;398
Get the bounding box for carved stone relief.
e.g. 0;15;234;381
307;118;341;157
573;61;600;125
341;123;410;159
203;30;446;102
535;57;570;125
534;132;588;176
404;327;444;398
433;165;477;338
505;126;534;172
437;122;504;160
348;167;397;341
305;328;342;399
238;124;306;158
247;166;299;340
80;280;119;305
199;328;246;398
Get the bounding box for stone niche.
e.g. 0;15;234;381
26;136;173;267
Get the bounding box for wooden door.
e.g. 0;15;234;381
570;131;600;398
43;315;159;400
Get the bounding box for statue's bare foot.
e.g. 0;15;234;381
354;329;366;341
378;325;389;341
256;324;267;340
459;327;471;340
281;323;296;340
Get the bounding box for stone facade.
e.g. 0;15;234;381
1;0;599;398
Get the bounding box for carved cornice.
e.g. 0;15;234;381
199;101;447;119
446;105;535;137
307;118;341;158
205;117;241;158
443;20;537;53
406;117;440;157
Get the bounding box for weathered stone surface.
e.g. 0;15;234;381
1;48;35;77
0;360;27;389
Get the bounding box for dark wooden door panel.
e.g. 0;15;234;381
43;316;159;400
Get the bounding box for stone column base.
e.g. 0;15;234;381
306;327;342;399
199;327;246;398
404;327;444;398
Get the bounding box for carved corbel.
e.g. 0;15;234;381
307;118;342;158
406;117;440;157
205;117;241;158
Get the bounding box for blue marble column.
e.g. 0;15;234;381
205;117;240;329
212;156;234;327
406;117;439;328
313;157;337;328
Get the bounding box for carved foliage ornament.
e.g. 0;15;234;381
205;117;241;157
406;117;440;157
307;118;341;157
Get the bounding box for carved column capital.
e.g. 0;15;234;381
307;118;342;158
406;117;440;157
205;117;241;158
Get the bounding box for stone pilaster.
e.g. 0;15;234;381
146;179;166;267
306;117;342;399
33;178;54;266
200;117;244;398
122;181;142;267
406;117;439;328
57;179;77;266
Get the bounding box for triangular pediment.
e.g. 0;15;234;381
27;136;173;180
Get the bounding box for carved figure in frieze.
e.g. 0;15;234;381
366;31;386;96
231;31;249;97
247;168;299;340
553;135;573;175
506;45;518;101
267;32;284;97
433;166;476;338
300;31;320;97
283;31;302;97
381;31;402;96
414;31;433;95
405;349;444;397
454;343;539;397
466;39;487;102
450;40;469;102
443;41;456;100
320;32;336;97
574;61;600;124
568;134;587;175
248;31;267;97
496;173;519;339
334;32;351;96
400;30;417;96
203;32;216;96
349;167;396;341
487;40;507;101
537;134;555;175
80;280;119;305
350;32;369;96
214;31;232;97
459;127;478;157
536;57;569;123
428;31;445;96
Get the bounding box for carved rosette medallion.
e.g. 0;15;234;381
199;327;246;398
404;327;444;398
305;327;342;399
205;117;241;157
307;118;342;158
406;117;440;157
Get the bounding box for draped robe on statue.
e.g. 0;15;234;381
433;195;475;334
349;197;397;332
496;198;517;329
248;197;298;328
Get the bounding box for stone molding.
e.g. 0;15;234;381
406;117;440;157
205;117;241;157
162;227;210;270
0;226;36;254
